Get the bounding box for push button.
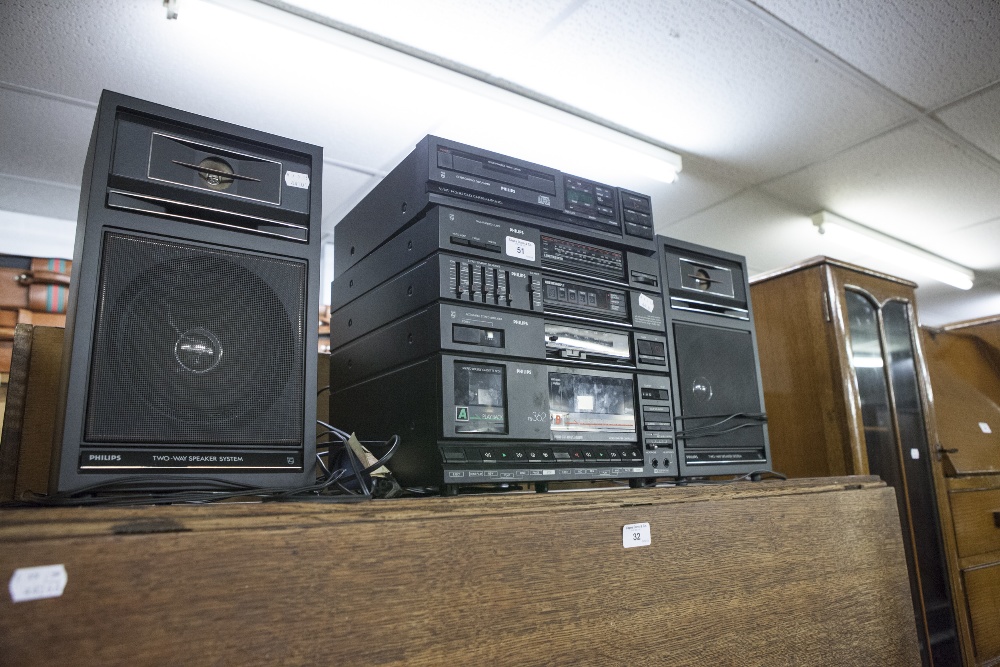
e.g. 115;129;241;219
621;192;651;214
437;150;454;170
625;221;654;239
441;447;467;462
624;209;652;226
637;340;666;357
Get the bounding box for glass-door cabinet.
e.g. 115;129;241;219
750;258;965;666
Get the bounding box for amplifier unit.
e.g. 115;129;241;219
329;354;675;489
331;205;662;311
51;90;321;493
657;236;771;477
333;136;657;279
330;253;665;349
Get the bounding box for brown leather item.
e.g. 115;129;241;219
0;258;72;314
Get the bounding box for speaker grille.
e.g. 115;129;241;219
673;322;764;449
85;233;306;445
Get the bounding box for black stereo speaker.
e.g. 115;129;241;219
51;90;322;493
657;236;771;476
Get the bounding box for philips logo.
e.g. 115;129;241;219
500;185;516;194
515;368;533;375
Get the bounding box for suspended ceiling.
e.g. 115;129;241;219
1;0;999;325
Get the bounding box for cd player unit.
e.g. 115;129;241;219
334;136;657;278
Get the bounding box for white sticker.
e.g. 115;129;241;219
575;395;594;411
505;236;536;261
284;170;310;189
638;293;655;313
623;523;651;549
980;422;992;434
9;565;67;603
910;448;920;460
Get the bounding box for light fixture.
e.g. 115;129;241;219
208;0;682;184
812;211;974;290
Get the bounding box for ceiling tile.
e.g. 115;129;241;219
0;90;95;185
932;218;1000;272
322;167;379;237
670;188;1000;328
750;0;1000;109
660;190;823;272
0;0;448;173
285;0;580;74
497;0;907;181
937;85;1000;162
654;155;751;229
0;175;81;221
760;122;1000;259
914;275;1000;327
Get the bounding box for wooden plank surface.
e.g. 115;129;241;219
965;562;1000;663
0;478;919;666
950;487;1000;561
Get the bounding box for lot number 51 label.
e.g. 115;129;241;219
623;522;651;548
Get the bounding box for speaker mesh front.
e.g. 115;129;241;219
85;233;306;445
673;322;764;450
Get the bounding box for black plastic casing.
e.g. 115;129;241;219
657;236;772;477
51;90;322;493
333;135;657;278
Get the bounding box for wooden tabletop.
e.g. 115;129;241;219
0;476;920;666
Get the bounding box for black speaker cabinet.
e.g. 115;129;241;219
51;90;322;493
657;236;771;477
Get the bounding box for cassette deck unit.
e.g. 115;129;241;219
329;303;670;388
329;354;676;487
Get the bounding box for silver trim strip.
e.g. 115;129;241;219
147;131;285;205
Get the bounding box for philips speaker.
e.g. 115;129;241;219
657;236;771;477
51;91;321;493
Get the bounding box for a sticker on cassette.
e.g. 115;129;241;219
453;363;507;434
548;372;636;439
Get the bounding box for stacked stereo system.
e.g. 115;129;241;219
328;136;771;491
50;90;769;495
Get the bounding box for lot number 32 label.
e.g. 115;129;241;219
623;522;651;548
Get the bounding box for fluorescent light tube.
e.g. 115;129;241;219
812;211;974;290
209;0;682;184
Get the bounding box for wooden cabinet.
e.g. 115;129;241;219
923;316;1000;666
0;478;920;665
750;257;963;666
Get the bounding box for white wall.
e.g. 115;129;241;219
0;210;76;259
